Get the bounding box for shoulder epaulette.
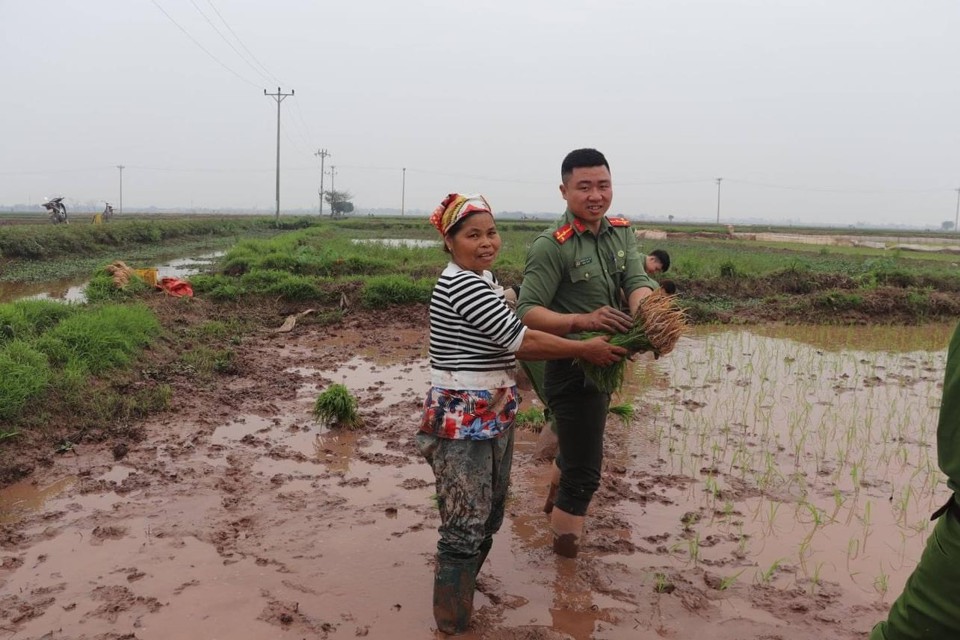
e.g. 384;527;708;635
608;217;631;227
553;223;575;244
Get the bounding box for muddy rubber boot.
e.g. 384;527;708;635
543;462;561;514
475;537;493;578
551;507;584;559
433;557;477;634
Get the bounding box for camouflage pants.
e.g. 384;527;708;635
870;504;960;639
416;429;515;562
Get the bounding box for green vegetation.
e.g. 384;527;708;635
3;215;959;487
312;384;364;430
0;217;305;284
608;403;634;420
514;407;546;431
0;299;161;425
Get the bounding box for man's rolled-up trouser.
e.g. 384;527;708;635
870;499;960;639
416;429;515;562
544;358;609;517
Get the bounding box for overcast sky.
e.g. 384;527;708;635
1;1;959;226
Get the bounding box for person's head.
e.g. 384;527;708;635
645;249;670;275
559;148;612;230
429;193;500;273
659;279;677;295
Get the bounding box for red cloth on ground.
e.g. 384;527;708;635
157;277;193;297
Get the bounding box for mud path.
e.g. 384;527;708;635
0;309;894;639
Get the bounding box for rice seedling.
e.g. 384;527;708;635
514;407;546;431
578;289;687;393
873;565;889;601
757;558;784;585
653;572;674;593
719;570;745;591
312;383;364;430
608;403;634;421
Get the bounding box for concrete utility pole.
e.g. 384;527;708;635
116;165;125;215
314;149;330;215
715;177;723;224
325;165;338;216
401;167;406;216
264;87;294;224
326;165;337;193
955;187;960;233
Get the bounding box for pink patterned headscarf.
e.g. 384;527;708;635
429;193;493;236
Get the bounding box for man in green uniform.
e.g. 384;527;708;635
507;247;673;463
515;148;658;557
870;321;960;639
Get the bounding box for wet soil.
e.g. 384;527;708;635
0;300;898;639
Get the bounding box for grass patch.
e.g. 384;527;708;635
0;340;52;422
36;303;161;375
178;347;237;380
360;275;433;307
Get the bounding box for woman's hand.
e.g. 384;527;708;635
578;335;628;367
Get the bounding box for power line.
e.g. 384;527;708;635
204;0;283;86
188;0;273;86
150;0;261;88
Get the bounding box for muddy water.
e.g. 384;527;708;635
623;323;955;601
0;252;223;304
0;323;954;639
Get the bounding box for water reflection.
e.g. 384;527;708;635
0;476;76;524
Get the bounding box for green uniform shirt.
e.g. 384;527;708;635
516;210;658;336
939;321;960;498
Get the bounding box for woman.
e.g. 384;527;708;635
417;193;627;634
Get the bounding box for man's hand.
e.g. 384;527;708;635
578;335;628;367
578;305;633;334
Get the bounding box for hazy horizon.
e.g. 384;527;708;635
2;1;958;228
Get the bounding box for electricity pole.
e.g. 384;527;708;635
326;165;338;216
401;167;406;216
314;149;330;215
116;165;125;215
715;177;723;225
264;87;294;224
326;165;337;193
955;187;960;233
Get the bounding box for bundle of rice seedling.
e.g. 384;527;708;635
312;383;364;429
579;288;687;394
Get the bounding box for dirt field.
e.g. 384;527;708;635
0;302;908;639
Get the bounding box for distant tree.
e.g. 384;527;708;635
668;214;674;223
325;190;354;218
942;221;955;231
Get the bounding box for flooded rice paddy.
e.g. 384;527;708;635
0;321;954;638
623;324;953;603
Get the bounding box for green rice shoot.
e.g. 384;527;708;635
312;383;364;429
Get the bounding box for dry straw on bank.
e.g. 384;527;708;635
579;288;688;394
